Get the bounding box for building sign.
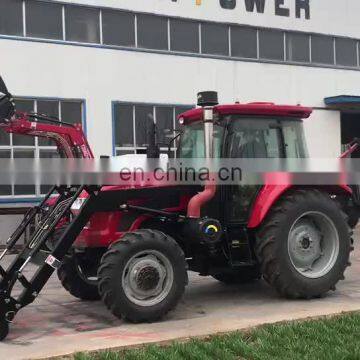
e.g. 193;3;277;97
172;0;310;20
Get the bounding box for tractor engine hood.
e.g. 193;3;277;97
69;153;173;211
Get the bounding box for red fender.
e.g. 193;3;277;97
248;184;352;229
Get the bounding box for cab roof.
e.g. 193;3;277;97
178;103;312;124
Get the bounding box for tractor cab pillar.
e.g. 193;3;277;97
197;91;219;159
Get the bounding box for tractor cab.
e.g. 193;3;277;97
175;94;312;224
177;100;311;159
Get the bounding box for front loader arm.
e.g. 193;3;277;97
0;75;93;159
0;112;94;159
341;138;360;158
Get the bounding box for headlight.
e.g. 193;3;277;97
71;198;87;211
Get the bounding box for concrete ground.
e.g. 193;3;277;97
1;232;360;359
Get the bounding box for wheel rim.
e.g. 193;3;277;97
288;211;340;279
122;250;174;307
75;258;98;285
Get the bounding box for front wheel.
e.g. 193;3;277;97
255;189;353;299
98;230;188;323
57;253;100;301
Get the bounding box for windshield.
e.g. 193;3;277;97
282;120;308;158
177;117;308;159
177;122;224;158
226;116;308;158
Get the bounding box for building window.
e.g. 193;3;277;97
201;22;229;56
26;1;63;40
311;35;334;65
259;29;284;61
0;98;83;198
170;19;199;53
231;26;257;59
37;100;59;146
0;130;10;147
13;100;35;146
135;105;154;147
335;38;357;67
0;0;23;36
61;101;83;126
13;149;36;195
102;10;135;47
0;1;358;72
155;107;174;145
114;104;134;148
286;32;310;63
137;14;168;50
114;103;193;155
230;26;257;59
65;5;100;44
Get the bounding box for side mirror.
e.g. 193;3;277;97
162;128;174;139
168;132;182;158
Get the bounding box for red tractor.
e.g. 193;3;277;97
0;77;358;340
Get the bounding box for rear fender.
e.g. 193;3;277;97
248;184;352;229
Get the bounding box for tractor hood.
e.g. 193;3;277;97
71;152;172;206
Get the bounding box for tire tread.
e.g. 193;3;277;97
255;189;352;299
98;229;187;323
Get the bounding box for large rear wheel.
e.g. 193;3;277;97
98;229;187;323
255;189;353;299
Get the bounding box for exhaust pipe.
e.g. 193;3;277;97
187;92;218;218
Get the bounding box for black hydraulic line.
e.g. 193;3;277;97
121;204;181;219
4;185;59;251
0;187;69;293
18;187;98;307
24;187;86;264
0;186;89;314
28;113;76;128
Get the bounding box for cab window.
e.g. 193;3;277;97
177;122;224;158
226;118;282;158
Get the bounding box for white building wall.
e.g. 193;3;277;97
303;110;341;158
1;39;358;157
62;0;360;38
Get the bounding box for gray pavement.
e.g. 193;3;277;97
0;230;359;359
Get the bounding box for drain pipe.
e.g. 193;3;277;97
187;92;218;218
